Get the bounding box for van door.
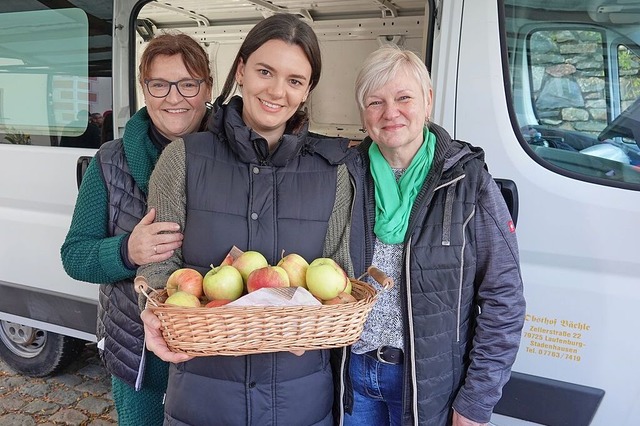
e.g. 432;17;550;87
438;0;640;424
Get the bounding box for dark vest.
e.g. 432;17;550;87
96;139;147;388
162;130;342;425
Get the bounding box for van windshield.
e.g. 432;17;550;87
504;0;640;186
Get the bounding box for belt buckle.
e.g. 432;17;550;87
376;346;394;364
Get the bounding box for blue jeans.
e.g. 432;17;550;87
344;351;404;426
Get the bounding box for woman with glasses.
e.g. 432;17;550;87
138;14;353;425
61;33;213;426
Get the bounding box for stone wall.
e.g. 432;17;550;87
530;29;640;136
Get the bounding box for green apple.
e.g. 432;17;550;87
246;266;290;293
306;258;348;300
276;253;309;288
203;265;244;301
164;290;201;308
232;250;269;283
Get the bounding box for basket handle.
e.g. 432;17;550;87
365;266;394;290
134;276;161;308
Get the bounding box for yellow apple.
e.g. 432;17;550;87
164;290;201;307
277;253;309;288
203;265;244;301
232;251;269;283
306;258;348;300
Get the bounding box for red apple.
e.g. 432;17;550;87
203;265;244;301
246;266;290;293
306;258;348;300
164;290;201;308
166;268;204;298
205;299;232;308
323;292;357;305
277;253;309;288
232;251;269;283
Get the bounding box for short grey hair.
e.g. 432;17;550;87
355;45;432;112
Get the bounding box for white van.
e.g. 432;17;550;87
0;1;638;424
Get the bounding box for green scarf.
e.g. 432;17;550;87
369;128;436;244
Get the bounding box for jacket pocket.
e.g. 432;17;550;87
450;340;465;401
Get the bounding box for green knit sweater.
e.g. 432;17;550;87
61;108;160;283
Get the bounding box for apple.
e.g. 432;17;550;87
344;278;352;295
232;251;269;283
203;265;244;301
276;253;309;288
164;290;201;307
166;268;204;298
323;292;357;305
205;299;232;308
219;254;234;266
246;266;290;293
306;258;348;300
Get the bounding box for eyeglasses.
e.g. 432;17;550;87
144;78;204;98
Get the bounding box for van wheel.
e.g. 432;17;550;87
0;320;85;377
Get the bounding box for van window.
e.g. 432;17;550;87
504;1;640;188
0;4;113;148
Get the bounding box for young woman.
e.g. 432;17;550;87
138;14;354;425
61;33;213;425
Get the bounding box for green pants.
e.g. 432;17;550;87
111;351;169;426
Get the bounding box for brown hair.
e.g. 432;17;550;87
138;32;213;90
219;14;322;102
218;14;321;132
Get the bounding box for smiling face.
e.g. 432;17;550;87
142;54;211;140
362;66;433;168
235;39;312;146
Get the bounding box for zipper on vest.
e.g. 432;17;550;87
403;240;419;425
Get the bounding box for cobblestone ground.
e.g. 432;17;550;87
0;343;117;425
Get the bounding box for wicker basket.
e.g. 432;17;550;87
136;267;391;356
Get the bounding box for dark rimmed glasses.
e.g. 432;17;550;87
144;78;204;98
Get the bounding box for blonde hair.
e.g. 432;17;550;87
355;45;432;112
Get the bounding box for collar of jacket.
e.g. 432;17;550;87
208;95;311;167
356;122;485;175
356;122;486;248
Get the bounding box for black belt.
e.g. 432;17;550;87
365;346;404;365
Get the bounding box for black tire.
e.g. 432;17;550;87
0;320;86;377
